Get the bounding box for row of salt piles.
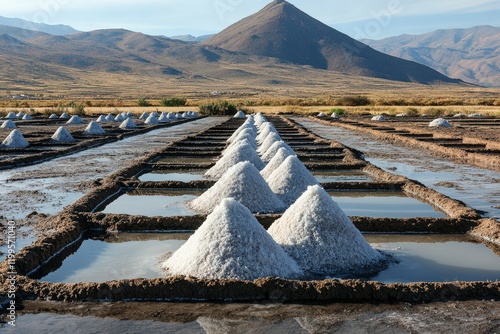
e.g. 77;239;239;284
4;111;33;120
163;112;386;280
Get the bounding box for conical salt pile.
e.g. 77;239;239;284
1;120;17;129
16;111;25;118
22;114;33;120
163;198;301;280
261;140;294;162
254;113;267;127
371;115;385;121
256;122;277;144
267;155;319;205
115;114;125;122
205;139;264;178
66;115;84;125
192;161;286;214
119;118;138;130
49;114;59;119
224;130;258;152
260;147;294;181
227;122;257;143
2;129;29;148
234;110;246;118
96;115;107;123
167;112;177;120
145;115;159;125
158;113;171;123
83;121;106;135
268;185;386;276
51;126;76;143
59;112;70;120
139;112;149;120
105;114;115;122
5;112;17;119
429;118;451;128
257;131;282;155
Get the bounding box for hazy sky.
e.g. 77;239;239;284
1;0;499;39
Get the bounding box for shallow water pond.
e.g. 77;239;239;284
138;170;206;182
328;191;446;218
313;170;373;183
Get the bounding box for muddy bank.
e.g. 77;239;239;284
471;219;500;247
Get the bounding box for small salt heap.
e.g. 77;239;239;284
2;129;29;148
119;118;138;130
261;140;294;162
267;155;319;205
268;185;386;276
317;112;326;117
158;113;171;123
22;114;33;120
255;122;276;144
59;112;70;120
162;198;302;280
192;161;286;214
228;121;257;143
234;110;246;118
176;112;183;119
150;111;160;118
1;120;17;129
66;115;84;125
261;147;294;181
257;132;282;155
167;112;177;120
429;118;451;128
5;112;17;119
115;114;125;122
145;115;159;125
225;128;258;151
16;111;25;118
139;112;149;120
96;115;107;123
371;115;385;121
205;139;265;178
49;114;59;119
469;113;484;118
105;114;115;122
51;126;76;143
84;121;106;135
254;113;267;128
331;113;340;119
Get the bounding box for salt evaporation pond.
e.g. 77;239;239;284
138;170;206;182
100;189;201;217
38;233;500;283
327;191;446;218
313;170;374;183
155;156;218;164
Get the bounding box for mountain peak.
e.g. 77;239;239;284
205;1;462;84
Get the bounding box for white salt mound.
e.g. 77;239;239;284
145;115;159;125
96;115;107;123
331;113;340;119
225;130;258;152
105;114;115;122
192;161;286;214
51;126;76;143
22;114;33;120
158;113;171;123
396;113;407;117
227;126;257;144
371;115;385;121
429;118;451;128
115;114;125;122
469;113;484;118
256;122;277;144
66;115;84;125
261;140;294;162
267;155;319;205
317;112;326;117
257;132;282;155
119;118;137;130
254;114;267;128
234;110;246;118
268;185;386;276
16;112;25;118
5;112;17;119
163;198;302;280
59;112;70;120
261;147;294;181
2;129;29;148
167;112;177;120
1;120;17;129
84;121;106;135
453;113;466;118
205;139;265;178
49;114;59;119
139;112;149;120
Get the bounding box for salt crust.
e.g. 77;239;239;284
267;155;319;205
163;198;302;280
84;121;106;135
205;139;265;178
429;118;452;128
260;147;294;181
66;115;84;125
268;185;385;276
2;129;29;148
193;161;286;214
261;140;294;162
1;120;17;129
257;132;281;155
145;115;159;125
119;118;138;130
51;126;76;143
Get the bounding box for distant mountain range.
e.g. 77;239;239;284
361;26;500;87
169;34;215;43
0;15;79;35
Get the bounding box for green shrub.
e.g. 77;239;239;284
199;100;238;115
330;108;345;116
73;103;85;116
137;98;151;107
160;97;187;107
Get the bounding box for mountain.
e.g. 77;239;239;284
0;15;80;35
170;34;215;43
361;26;500;87
204;0;462;84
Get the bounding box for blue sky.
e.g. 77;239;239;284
1;0;499;39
